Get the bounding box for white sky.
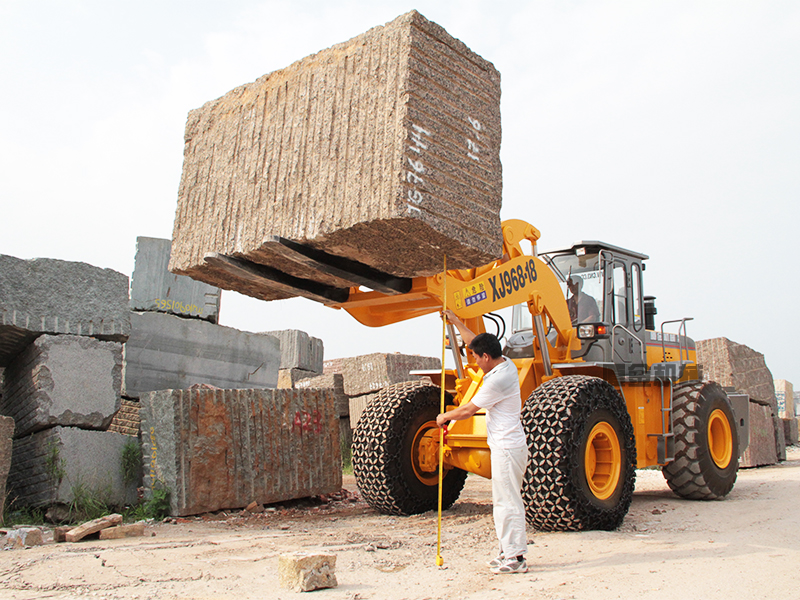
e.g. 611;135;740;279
2;1;798;385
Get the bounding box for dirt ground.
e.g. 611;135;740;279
2;447;800;600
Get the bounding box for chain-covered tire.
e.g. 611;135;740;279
662;381;739;500
352;381;468;515
522;375;636;531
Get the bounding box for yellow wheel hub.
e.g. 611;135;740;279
708;409;733;469
411;421;441;486
585;421;622;500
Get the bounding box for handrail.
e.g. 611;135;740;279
611;323;646;364
659;318;694;363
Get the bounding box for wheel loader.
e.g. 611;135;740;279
212;218;742;531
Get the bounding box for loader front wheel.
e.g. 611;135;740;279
522;375;636;531
662;381;739;500
352;381;467;515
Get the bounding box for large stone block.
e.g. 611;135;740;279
295;373;349;418
697;338;776;409
169;10;503;302
740;402;777;468
263;330;324;372
323;352;439;397
141;388;341;516
123;312;280;398
774;379;795;419
0;255;130;366
0;415;13;521
5;427;136;508
784;418;800;445
1;335;122;437
130;237;221;323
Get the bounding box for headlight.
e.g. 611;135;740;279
578;324;608;339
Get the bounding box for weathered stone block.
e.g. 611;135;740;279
0;255;130;366
99;522;146;540
263;330;324;372
0;415;13;522
324;352;439;397
349;393;376;430
6;427;137;508
697;338;776;409
141;388;341;516
741;402;777;468
775;379;795;419
278;551;337;592
123;312;280;398
169;10;503;302
1;335;122;437
785;418;800;445
130;237;221;323
277;368;318;389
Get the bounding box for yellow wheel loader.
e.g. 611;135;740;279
210;218;741;531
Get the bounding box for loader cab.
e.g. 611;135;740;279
508;241;650;378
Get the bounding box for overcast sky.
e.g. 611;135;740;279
2;1;798;386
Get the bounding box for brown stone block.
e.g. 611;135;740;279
169;11;503;302
278;551;337;592
324;352;439;397
741;402;777;468
65;514;123;542
99;523;146;540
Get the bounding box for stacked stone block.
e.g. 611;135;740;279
124;311;281;397
323;353;440;428
697;337;783;467
266;330;324;384
1;335;122;436
5;426;136;508
108;400;141;437
295;373;351;451
130;237;221;323
0;416;13;521
141;388;341;516
169;10;503;302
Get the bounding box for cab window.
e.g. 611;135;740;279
612;264;628;325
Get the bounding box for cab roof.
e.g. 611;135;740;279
540;240;649;261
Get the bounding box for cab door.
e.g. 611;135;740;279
608;261;643;374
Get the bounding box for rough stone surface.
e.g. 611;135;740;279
775;415;786;461
169;10;503;302
130;237;221;323
0;415;13;522
349;393;376;430
99;522;146;540
323;352;440;397
295;373;349;418
123;312;280;398
263;330;324;373
741;402;777;468
775;379;795;419
4;527;44;548
108;399;140;436
6;427;137;508
1;335;122;437
783;418;800;445
0;255;130;366
697;338;777;409
278;551;337;592
141;388;341;516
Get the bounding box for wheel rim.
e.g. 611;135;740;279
585;421;622;500
410;420;440;486
708;409;733;469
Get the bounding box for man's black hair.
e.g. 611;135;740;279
468;333;503;359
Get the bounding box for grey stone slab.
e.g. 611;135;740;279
141;388;341;516
169;11;503;302
1;335;122;437
130;237;220;323
6;426;137;508
263;330;324;372
323;352;440;397
124;312;280;397
0;255;130;366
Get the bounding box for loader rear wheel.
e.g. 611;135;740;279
522;375;636;531
352;381;468;515
662;381;739;500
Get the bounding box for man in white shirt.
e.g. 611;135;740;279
436;311;529;574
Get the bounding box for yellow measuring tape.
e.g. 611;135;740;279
436;255;446;567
